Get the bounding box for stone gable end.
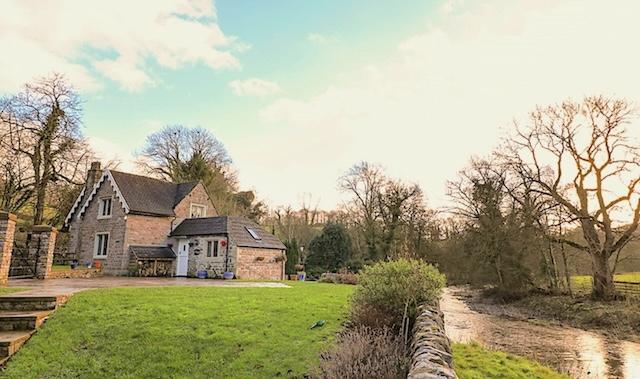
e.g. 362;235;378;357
72;177;128;274
235;247;285;280
173;183;217;224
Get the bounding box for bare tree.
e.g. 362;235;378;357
339;162;386;260
502;96;640;300
0;157;33;213
137;125;234;183
378;179;423;258
0;73;90;224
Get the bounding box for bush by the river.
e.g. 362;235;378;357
350;258;446;331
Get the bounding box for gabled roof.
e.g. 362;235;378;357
170;216;286;250
69;170;202;224
109;171;197;216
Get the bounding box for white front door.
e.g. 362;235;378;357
176;240;189;276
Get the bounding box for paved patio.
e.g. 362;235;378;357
5;277;289;297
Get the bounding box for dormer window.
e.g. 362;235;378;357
98;197;112;219
190;204;206;218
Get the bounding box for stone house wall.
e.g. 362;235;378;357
125;215;173;247
184;236;229;278
235;247;285;280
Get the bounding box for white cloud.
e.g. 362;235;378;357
229;78;281;97
439;0;463;15
0;0;241;92
308;33;329;45
234;0;640;209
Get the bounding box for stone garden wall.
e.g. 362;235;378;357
407;303;458;379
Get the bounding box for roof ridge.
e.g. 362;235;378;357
184;215;227;220
109;169;174;184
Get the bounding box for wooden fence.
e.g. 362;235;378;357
573;278;640;297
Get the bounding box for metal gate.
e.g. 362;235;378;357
9;240;38;279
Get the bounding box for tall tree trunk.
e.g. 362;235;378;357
33;106;59;225
591;251;616;300
560;242;573;297
34;182;47;225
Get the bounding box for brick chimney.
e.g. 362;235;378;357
85;161;102;190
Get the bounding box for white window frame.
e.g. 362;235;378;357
206;239;220;258
97;196;113;219
190;203;207;218
93;232;110;258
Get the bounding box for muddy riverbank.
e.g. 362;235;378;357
442;287;640;378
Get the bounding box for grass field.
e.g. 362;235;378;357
453;343;568;379
0;281;567;378
571;272;640;294
2;282;352;378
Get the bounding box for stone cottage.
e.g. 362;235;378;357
64;162;285;280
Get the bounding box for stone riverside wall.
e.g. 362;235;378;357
407;303;458;379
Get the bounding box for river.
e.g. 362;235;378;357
441;287;640;378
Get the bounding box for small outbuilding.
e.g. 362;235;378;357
169;216;286;280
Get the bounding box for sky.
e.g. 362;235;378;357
2;0;640;210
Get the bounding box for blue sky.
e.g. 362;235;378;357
3;0;640;209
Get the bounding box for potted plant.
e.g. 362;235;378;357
223;271;234;280
295;264;306;282
196;270;208;279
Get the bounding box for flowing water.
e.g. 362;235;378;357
441;287;640;378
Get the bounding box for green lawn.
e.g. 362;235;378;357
2;282;353;379
51;264;72;271
1;282;569;378
0;287;26;296
453;343;568;379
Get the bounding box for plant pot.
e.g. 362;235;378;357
223;271;234;280
196;270;208;279
289;274;298;281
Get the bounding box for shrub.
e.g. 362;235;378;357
351;259;445;331
284;239;300;275
306;223;352;275
314;326;409;379
318;271;359;285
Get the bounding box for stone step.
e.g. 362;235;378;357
0;330;35;358
0;311;52;331
0;295;69;311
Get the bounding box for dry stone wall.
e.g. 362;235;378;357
407;303;458;379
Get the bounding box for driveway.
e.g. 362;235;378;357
6;277;289;297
